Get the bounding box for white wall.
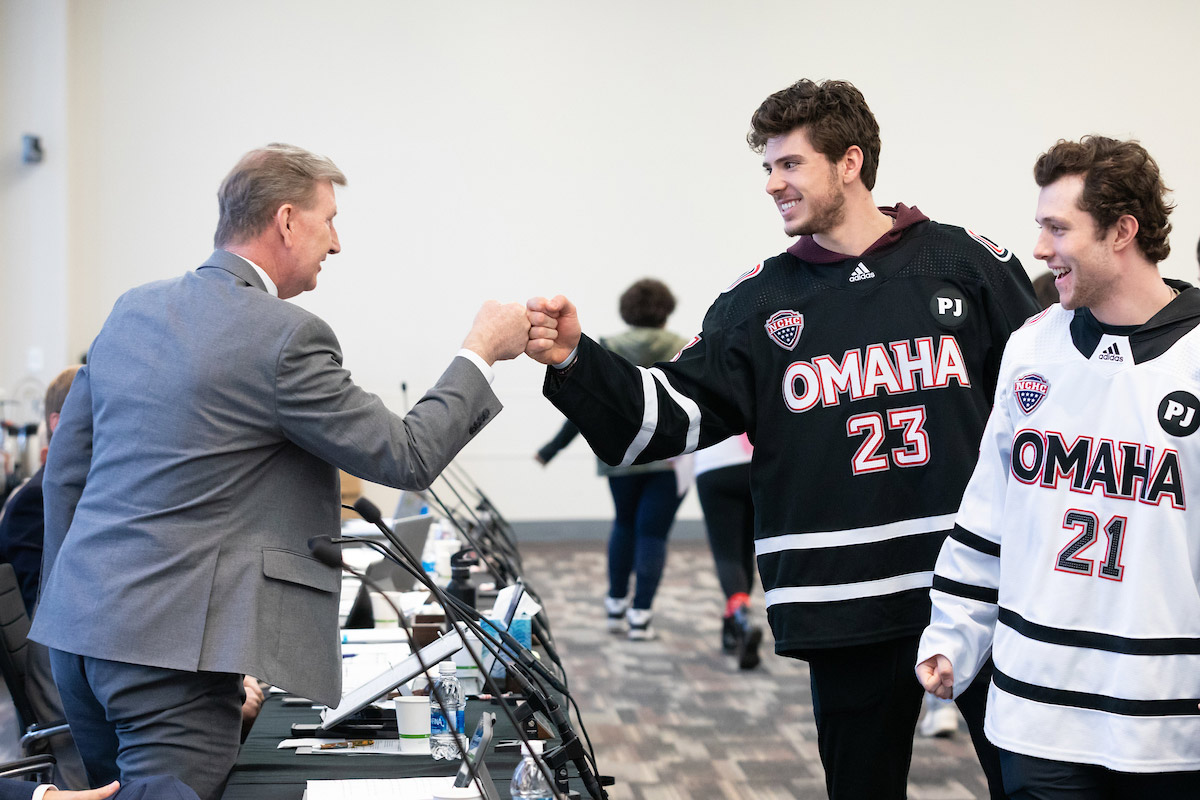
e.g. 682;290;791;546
0;0;69;429
4;0;1199;520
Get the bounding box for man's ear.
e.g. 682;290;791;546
1110;214;1140;253
47;411;60;434
839;145;864;186
274;203;295;246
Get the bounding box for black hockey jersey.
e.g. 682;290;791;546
546;213;1038;652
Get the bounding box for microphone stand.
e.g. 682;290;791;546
348;499;612;799
308;536;484;791
422;487;566;684
346;500;579;799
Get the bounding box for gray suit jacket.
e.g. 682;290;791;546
30;250;501;705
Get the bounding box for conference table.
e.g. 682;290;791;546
221;693;534;799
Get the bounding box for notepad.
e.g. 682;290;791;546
306;776;457;800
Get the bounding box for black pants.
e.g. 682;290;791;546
696;463;756;600
1000;750;1200;800
806;635;1004;800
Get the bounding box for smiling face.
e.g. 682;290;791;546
276;180;340;299
763;127;845;238
1033;174;1121;312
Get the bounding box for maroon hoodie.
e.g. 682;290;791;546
786;203;929;264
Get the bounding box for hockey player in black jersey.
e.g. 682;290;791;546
918;138;1200;798
526;79;1037;799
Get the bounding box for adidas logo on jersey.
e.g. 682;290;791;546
1098;342;1124;362
849;263;875;282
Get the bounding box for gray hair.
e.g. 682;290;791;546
214;143;347;248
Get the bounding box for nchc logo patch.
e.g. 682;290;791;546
1014;373;1050;414
764;310;803;351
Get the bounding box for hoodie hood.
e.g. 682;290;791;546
786;203;930;264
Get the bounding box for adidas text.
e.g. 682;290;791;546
849;264;875;282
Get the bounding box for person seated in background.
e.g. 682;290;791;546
0;367;80;617
0;368;86;788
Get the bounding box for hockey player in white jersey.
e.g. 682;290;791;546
917;136;1200;799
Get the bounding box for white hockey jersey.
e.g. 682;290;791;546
918;288;1200;772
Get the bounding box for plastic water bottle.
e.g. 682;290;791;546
430;661;465;760
510;740;553;799
420;524;439;583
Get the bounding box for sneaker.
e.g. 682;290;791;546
626;608;655;640
721;616;738;653
604;596;629;633
730;606;762;670
918;694;959;738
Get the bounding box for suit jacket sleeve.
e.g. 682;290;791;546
40;365;94;591
273;316;501;490
0;778;39;800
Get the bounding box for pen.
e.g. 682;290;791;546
318;739;374;749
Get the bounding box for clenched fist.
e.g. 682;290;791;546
462;301;532;365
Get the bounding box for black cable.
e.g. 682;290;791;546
344;501;568;798
311;540;482;789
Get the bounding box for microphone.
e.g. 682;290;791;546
348;501;569;696
329;512;563;796
308;535;481;783
308;535;342;569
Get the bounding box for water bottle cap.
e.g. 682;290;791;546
438;660;456;675
519;740;543;756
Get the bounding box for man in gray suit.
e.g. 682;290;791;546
29;144;531;800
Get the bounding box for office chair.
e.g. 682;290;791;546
0;754;55;786
0;564;70;756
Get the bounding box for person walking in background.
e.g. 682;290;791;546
536;279;688;640
694;434;762;669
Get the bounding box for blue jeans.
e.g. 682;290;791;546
606;470;684;610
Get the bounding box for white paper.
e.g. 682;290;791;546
486;585;542;620
306;777;456;800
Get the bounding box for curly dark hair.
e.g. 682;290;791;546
747;79;881;190
619;279;676;328
1034;136;1173;263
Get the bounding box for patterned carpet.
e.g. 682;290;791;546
518;538;992;800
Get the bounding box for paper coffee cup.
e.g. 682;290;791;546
394;695;431;754
370;592;399;628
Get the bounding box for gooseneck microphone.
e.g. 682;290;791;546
307;533;483;789
339;500;610;798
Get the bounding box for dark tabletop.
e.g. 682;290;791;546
221;696;532;800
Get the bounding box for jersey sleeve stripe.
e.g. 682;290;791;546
932;575;999;604
992;667;1200;717
755;513;956;555
949;525;1001;557
999;607;1200;656
618;367;660;467
764;571;933;606
648;367;701;454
